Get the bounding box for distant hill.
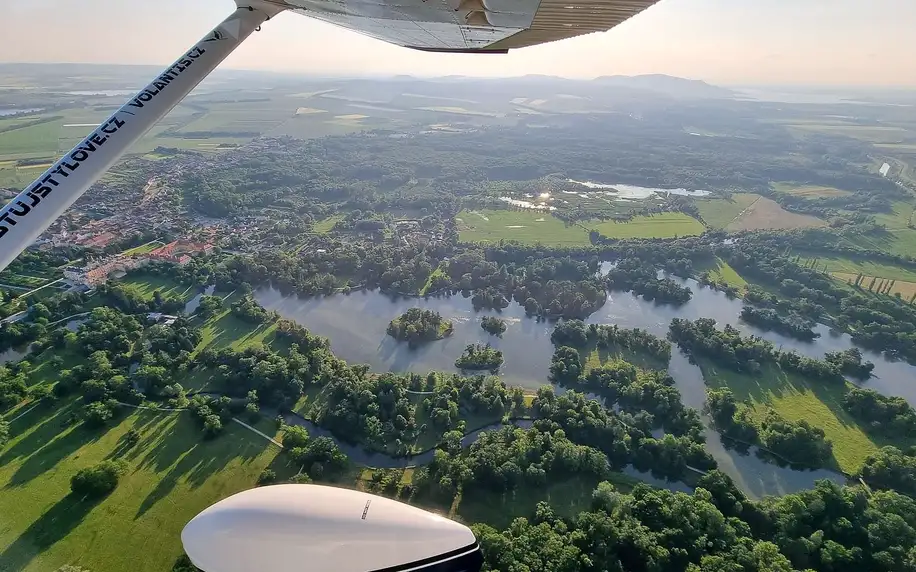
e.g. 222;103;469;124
593;74;733;99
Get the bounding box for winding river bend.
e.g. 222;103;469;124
280;414;693;494
255;275;916;499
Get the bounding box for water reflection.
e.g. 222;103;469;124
255;281;900;498
0;346;30;365
183;285;216;315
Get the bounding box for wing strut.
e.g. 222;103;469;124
0;2;285;272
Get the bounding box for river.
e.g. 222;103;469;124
281;414;693;493
255;275;916;498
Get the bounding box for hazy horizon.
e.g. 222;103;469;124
3;0;915;87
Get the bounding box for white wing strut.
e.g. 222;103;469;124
0;2;285;272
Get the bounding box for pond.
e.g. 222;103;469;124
255;276;916;498
0;346;31;365
183;285;217;315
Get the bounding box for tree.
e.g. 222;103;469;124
0;420;9;448
84;401;116;428
196;295;224;319
257;468;278;486
202;414;223;438
70;460;126;498
283;425;310;449
549;346;582;384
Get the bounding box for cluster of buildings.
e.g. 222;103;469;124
63;240;214;288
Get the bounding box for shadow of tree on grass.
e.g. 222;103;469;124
0;494;100;571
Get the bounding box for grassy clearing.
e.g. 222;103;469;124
117;275;197;303
832;272;916;299
698;359;896;474
839;201;916;258
0;405;287;572
726;196;826;231
582;342;670;374
120;241;164;256
0;121;61;156
419;265;446;296
193;296;286;356
695;193;761;229
457;209;590;246
312;214;344;234
589;212;705;239
704;257;748;290
771;182;852;198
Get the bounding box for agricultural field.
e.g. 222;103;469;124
698;360;890;474
726;196;826;231
0;405;289;572
457;209;591;246
784;123;909;144
589;212;705;239
695;193;761;229
832;272;916;300
770;182;852;198
795;253;916;282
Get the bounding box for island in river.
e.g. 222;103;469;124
386;307;454;348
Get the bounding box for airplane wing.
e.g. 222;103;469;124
280;0;660;53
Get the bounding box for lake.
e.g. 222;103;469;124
567;180;712;198
255;275;916;498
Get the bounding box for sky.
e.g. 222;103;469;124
3;0;914;86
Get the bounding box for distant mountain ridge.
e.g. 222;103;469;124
592;74;733;99
427;72;732;99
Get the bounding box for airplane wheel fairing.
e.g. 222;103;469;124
182;484;482;572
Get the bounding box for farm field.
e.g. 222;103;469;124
771;182;852;198
832;272;916;300
697;359;893;474
457;209;591;246
795;253;916;282
589;212;705;239
726;196;826;231
784;123;908;144
874;143;916;154
0;405;288;572
695;193;760;229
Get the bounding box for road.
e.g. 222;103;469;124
1;311;28;324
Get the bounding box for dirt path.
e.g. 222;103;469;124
726;196;761;227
